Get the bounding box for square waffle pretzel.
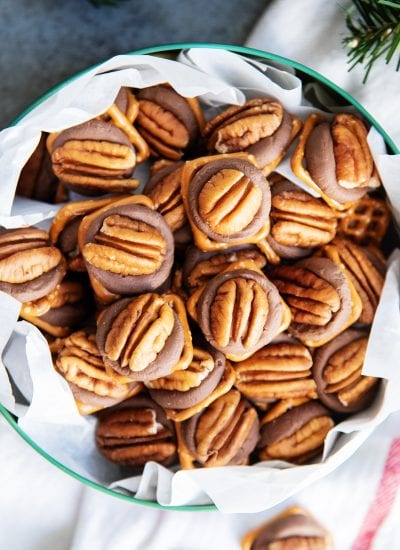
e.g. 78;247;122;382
337;196;390;246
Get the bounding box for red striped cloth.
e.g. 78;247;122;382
352;438;400;550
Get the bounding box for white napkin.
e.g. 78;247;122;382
247;0;400;148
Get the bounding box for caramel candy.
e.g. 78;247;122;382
204;98;302;175
96;293;192;382
234;334;317;409
291;113;380;209
49;119;140;196
96;395;176;467
258;400;334;464
270;256;362;347
137;85;204;160
177;389;259;468
268;176;337;261
187;261;291;361
20;279;89;337
55;330;142;414
241;505;333;550
181;154;271;251
78;195;174;303
17;133;68;203
0;227;66;302
313;329;379;413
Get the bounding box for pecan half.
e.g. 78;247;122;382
179;389;259;468
96;396;176;467
327;238;385;324
56;330;141;412
270;256;358;347
137;86;202;160
50;120;139;196
258;401;333;464
191;263;289;361
84;216;166;276
204;98;301;174
270;181;337;249
313;329;379;413
332;113;376;190
49;195;126;272
181;154;271;251
0;227;66;302
291;113;379;210
182;245;267;294
96;293;186;382
79;195;174;300
235;337;317;408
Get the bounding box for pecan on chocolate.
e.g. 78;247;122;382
258;401;334;464
182;245;267;294
96;396;176;467
17;133;68;203
270;256;360;347
242;505;332;550
79;195;174;301
49;196;127;273
181;154;271;251
234;335;317;409
0;227;66;303
178;389;259;468
204;98;301;174
291;113;380;209
56;330;141;413
326;238;386;325
96;293;187;382
21;279;89;337
136;85;204;160
190;263;289;361
268;177;337;260
50;119;139;196
313;329;379;413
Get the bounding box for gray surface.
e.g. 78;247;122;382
0;0;267;128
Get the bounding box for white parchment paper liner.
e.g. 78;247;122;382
0;48;399;513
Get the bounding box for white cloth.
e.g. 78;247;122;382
1;413;400;550
1;1;400;548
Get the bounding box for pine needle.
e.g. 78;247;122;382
343;0;400;82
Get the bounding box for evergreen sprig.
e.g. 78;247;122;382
344;0;400;82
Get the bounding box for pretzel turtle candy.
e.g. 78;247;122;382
241;505;333;550
291;113;380;210
203;97;302;175
181;153;271;252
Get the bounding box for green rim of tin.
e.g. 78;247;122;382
1;42;398;513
